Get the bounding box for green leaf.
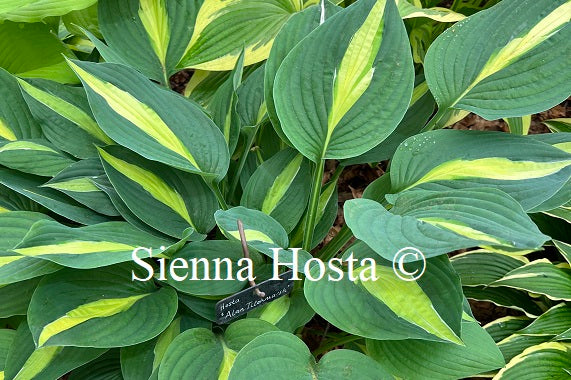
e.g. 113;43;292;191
0;0;97;22
249;289;315;333
304;241;462;341
0;329;16;377
3;321;105;380
555;328;571;341
43;158;119;216
0;211;51;251
358;265;462;344
543;118;571;133
27;264;178;348
13;219;172;269
236;63;267;128
99;145;217;239
207;50;245;154
424;0;571;120
463;286;543;318
491;259;571;301
367;321;505;380
517;303;571;337
241;148;311;233
120;317;190;380
0;22;78;83
97;0;202;83
18;78;112;159
497;334;552;363
158;319;279;380
290;172;339;249
494;342;571;379
504;115;531;135
265;2;340;145
554;240;571;265
0;278;41;318
390;129;571;211
345;188;548;262
0;139;74;177
341;80;435;165
451;251;527;286
184;70;230;107
0;185;42;213
530;212;570;244
228;331;392;379
62;3;101;38
0;211;61;285
178;0;303;70
396;0;465;22
68;350;123;380
275;0;414;162
484;316;532;343
163;240;262;296
178;294;217;322
67;60;229;180
0;168;110;225
0;69;42;142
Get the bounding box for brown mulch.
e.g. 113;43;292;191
169;69;192;94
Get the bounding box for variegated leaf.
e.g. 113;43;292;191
0;69;42;142
27;264;178;348
367;321;505;380
0;139;74;177
13;219;173;269
425;0;571;121
491;259;571;301
0;0;97;22
18;78;112;159
304;242;463;342
265;1;340;145
3;321;105;380
345;188;549;262
214;206;311;271
396;0;465;22
241;148;310;232
390;130;571;211
0;168;109;225
178;0;304;71
67;60;230;180
159;319;279;379
0;211;61;285
0;23;78;84
97;0;202;83
493;342;571;379
42;159;119;217
275;0;414;162
98;145;217;239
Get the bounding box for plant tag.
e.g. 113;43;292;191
215;270;294;324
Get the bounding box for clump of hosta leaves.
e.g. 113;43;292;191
0;0;570;379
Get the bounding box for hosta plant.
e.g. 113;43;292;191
0;0;570;379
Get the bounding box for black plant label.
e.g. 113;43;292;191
215;271;294;324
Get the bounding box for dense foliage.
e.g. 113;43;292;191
0;0;570;379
